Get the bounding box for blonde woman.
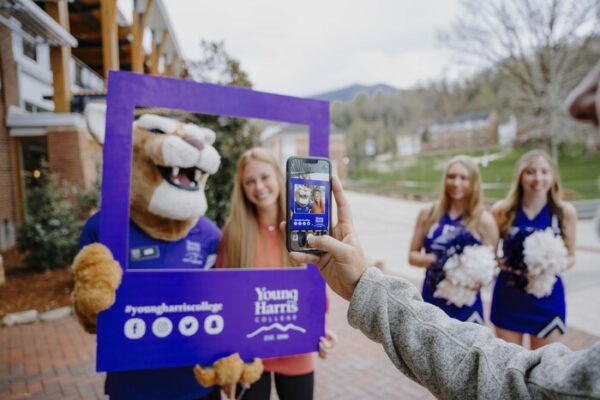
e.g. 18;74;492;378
490;150;576;349
217;148;335;400
408;155;498;323
310;189;325;214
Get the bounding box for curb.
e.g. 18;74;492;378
2;306;73;327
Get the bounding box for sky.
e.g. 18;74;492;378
163;0;465;97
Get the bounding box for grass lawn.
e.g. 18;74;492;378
348;146;600;201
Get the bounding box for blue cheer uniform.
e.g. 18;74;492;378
490;204;566;337
421;213;484;324
79;212;221;400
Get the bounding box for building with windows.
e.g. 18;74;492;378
420;111;499;153
260;123;348;180
0;0;185;260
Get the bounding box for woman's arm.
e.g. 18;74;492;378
562;202;577;269
408;206;436;268
478;210;500;248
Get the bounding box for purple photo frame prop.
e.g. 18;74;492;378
96;71;329;372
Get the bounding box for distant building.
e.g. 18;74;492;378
396;134;421;156
260;123;348;180
420;111;499;153
0;0;185;258
498;115;518;146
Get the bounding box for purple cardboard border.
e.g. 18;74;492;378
100;71;330;266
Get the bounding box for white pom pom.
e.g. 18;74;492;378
433;245;497;307
525;272;557;298
523;228;567;298
434;280;477;307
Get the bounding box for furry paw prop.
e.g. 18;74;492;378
71;243;123;333
194;354;264;399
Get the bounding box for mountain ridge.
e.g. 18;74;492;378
310;83;398;103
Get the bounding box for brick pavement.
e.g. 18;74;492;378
1;288;599;400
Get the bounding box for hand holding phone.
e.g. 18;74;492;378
286;156;332;253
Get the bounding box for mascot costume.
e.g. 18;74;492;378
294;184;312;213
71;104;262;400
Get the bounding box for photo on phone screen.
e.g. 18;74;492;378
286;157;331;253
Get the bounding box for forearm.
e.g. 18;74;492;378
408;251;435;268
347;268;600;399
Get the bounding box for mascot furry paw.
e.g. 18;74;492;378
194;354;264;400
71;243;122;333
71;103;250;399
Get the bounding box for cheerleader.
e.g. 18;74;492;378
408;155;498;324
490;150;576;349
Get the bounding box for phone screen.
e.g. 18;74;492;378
286;157;331;253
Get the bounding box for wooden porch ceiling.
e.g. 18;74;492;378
62;0;132;75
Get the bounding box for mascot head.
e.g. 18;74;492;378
294;184;311;208
86;103;221;241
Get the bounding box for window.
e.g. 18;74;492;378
22;38;38;61
75;62;84;87
24;101;50;113
18;138;48;216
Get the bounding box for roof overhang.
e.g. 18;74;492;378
0;0;78;47
6;111;86;135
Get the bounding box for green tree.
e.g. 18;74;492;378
186;40;257;227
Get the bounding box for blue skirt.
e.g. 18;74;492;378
422;279;484;324
490;271;566;337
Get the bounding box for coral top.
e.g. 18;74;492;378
254;224;315;376
311;201;325;214
216;223;315;376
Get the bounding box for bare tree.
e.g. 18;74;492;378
440;0;600;159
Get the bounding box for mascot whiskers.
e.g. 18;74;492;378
72;104;262;400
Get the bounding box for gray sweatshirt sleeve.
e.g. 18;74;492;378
347;267;600;399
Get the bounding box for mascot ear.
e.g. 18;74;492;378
85;102;107;145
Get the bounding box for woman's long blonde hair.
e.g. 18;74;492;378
425;155;485;235
219;147;292;268
496;150;568;241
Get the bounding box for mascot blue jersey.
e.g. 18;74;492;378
490;204;566;337
421;213;484;325
79;212;221;400
295;203;312;213
80;212;220;270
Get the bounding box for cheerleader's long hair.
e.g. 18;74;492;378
495;150;569;243
425;155;485;236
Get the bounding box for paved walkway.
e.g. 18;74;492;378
1;192;599;399
1;291;599;400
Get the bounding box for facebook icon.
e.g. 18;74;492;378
124;318;146;339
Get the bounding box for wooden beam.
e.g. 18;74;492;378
73;45;132;65
164;53;178;77
131;0;154;73
157;30;169;57
46;0;71;112
149;29;168;75
150;29;169;74
141;0;155;32
131;10;143;72
100;0;119;82
71;24;130;42
149;40;159;74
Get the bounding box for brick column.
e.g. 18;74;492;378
0;25;20;254
47;126;100;190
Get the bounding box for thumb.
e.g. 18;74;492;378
307;234;348;260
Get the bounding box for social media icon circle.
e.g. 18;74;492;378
152;317;173;338
178;316;199;336
124;318;146;339
204;315;224;335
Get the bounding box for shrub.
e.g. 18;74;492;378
16;167;98;271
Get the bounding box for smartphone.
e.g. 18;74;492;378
286;156;332;253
